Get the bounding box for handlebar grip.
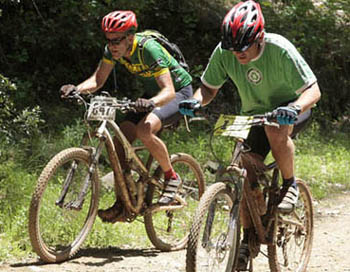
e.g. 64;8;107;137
128;101;136;108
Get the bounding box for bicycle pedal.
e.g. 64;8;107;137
64;201;83;211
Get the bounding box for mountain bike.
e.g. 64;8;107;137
186;114;314;272
28;92;205;263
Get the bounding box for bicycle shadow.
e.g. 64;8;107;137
10;247;162;268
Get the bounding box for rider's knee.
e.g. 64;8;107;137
136;123;153;142
266;126;292;147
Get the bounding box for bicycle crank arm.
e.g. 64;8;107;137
145;197;186;214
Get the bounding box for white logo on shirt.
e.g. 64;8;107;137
246;68;262;85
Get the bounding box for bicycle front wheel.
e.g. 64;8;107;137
144;153;205;251
268;179;314;272
186;182;240;272
28;147;100;263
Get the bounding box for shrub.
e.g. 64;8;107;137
0;75;44;145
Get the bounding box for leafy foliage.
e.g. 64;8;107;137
0;75;43;144
261;0;350;123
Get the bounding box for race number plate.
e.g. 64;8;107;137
214;115;253;139
87;96;117;121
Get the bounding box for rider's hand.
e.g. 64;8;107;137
272;105;301;125
135;98;156;112
60;84;77;98
179;99;201;117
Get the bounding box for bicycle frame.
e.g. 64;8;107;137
63;97;194;224
216;132;281;246
218;132;310;258
186;113;313;272
28;92;208;264
77;119;170;215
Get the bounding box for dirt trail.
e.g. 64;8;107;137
1;191;350;272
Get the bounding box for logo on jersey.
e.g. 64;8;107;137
246;68;262;85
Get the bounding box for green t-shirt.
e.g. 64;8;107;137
201;33;317;115
102;33;192;95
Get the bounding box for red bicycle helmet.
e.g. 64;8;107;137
101;10;138;33
221;1;265;51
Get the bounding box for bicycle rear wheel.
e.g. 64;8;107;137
268;179;313;272
144;153;205;251
28;147;100;263
186;182;240;272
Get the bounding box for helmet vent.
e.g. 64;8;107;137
240;13;248;23
116;22;124;29
101;10;138;33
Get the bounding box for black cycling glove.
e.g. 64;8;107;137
135;98;156;112
60;84;77;98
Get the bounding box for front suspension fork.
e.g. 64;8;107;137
55;143;103;210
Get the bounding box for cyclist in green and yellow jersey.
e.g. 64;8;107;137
60;10;193;223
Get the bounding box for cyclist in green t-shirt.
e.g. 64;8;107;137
179;1;321;269
60;10;193;223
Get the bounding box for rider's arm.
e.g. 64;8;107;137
193;83;219;106
290;82;321;114
76;60;114;95
151;71;176;106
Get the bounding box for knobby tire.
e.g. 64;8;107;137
186;181;240;272
28;148;100;263
267;179;313;272
144;153;205;251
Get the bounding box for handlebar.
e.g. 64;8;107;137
190;106;279;127
204;112;279;168
63;91;139;114
183;107;280;133
245;113;279;127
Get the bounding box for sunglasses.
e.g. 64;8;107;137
106;35;127;46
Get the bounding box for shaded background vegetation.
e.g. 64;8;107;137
1;0;350;130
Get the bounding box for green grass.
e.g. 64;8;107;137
0;120;349;262
295;123;350;198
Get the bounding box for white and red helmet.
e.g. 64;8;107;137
101;10;138;33
221;1;265;51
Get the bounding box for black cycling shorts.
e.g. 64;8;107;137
245;108;312;159
124;84;193;127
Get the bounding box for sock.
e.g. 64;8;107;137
283;176;297;189
164;168;177;180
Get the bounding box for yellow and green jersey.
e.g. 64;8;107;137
102;33;192;94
